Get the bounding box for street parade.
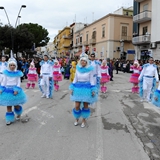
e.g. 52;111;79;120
1;0;160;159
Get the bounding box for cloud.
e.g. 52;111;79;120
0;0;133;41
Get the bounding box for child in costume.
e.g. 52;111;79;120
130;60;142;93
26;60;38;89
70;61;77;83
53;59;62;91
100;60;110;93
0;51;27;125
69;52;97;128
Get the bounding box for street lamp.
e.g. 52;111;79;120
15;5;26;28
0;6;11;26
18;16;21;26
0;5;26;53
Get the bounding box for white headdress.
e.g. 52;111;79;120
30;59;35;67
7;50;17;71
78;46;89;67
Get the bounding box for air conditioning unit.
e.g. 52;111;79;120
116;47;120;51
150;42;157;49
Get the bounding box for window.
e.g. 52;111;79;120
86;34;88;41
80;37;82;43
92;31;96;39
143;26;148;35
102;26;105;38
143;4;148;11
122;26;127;36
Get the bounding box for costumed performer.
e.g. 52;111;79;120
0;52;7;85
39;54;54;99
53;58;62;91
0;51;27;125
90;52;101;92
129;60;142;93
100;60;110;93
138;57;159;102
26;60;38;89
70;61;77;83
152;82;160;107
69;52;97;128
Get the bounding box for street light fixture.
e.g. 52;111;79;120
15;5;26;28
0;5;26;53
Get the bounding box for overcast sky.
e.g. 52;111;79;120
0;0;133;42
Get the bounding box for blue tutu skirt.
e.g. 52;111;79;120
69;82;97;104
152;89;160;107
0;87;27;106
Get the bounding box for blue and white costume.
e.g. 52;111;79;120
138;63;159;101
39;59;54;98
0;61;7;85
90;60;101;90
152;84;160;107
70;65;97;104
0;52;27;124
69;53;97;122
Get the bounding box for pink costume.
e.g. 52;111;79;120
130;63;142;93
26;61;38;89
100;64;110;93
53;61;62;91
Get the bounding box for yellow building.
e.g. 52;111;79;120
53;27;71;57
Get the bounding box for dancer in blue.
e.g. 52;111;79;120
90;52;101;91
69;52;97;128
0;51;27;125
39;54;54;99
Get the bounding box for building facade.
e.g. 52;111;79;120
54;27;71;57
133;0;160;60
73;12;134;60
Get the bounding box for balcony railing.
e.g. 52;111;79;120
132;34;151;45
89;38;96;44
62;35;71;39
133;11;151;23
120;36;132;41
83;41;89;45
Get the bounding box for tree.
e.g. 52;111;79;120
17;23;50;47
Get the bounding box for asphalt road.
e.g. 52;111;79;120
0;71;160;160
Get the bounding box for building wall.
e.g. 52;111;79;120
139;0;152;12
73;14;134;59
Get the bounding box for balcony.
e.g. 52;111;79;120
89;38;96;45
133;11;151;23
132;34;151;45
57;39;60;42
63;44;70;48
83;41;89;46
62;35;71;39
119;36;132;42
134;0;145;2
77;42;83;47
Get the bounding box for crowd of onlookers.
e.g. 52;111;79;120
2;54;160;82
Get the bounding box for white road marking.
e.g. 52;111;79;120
23;106;37;115
96;100;103;160
112;89;120;92
33;90;40;92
